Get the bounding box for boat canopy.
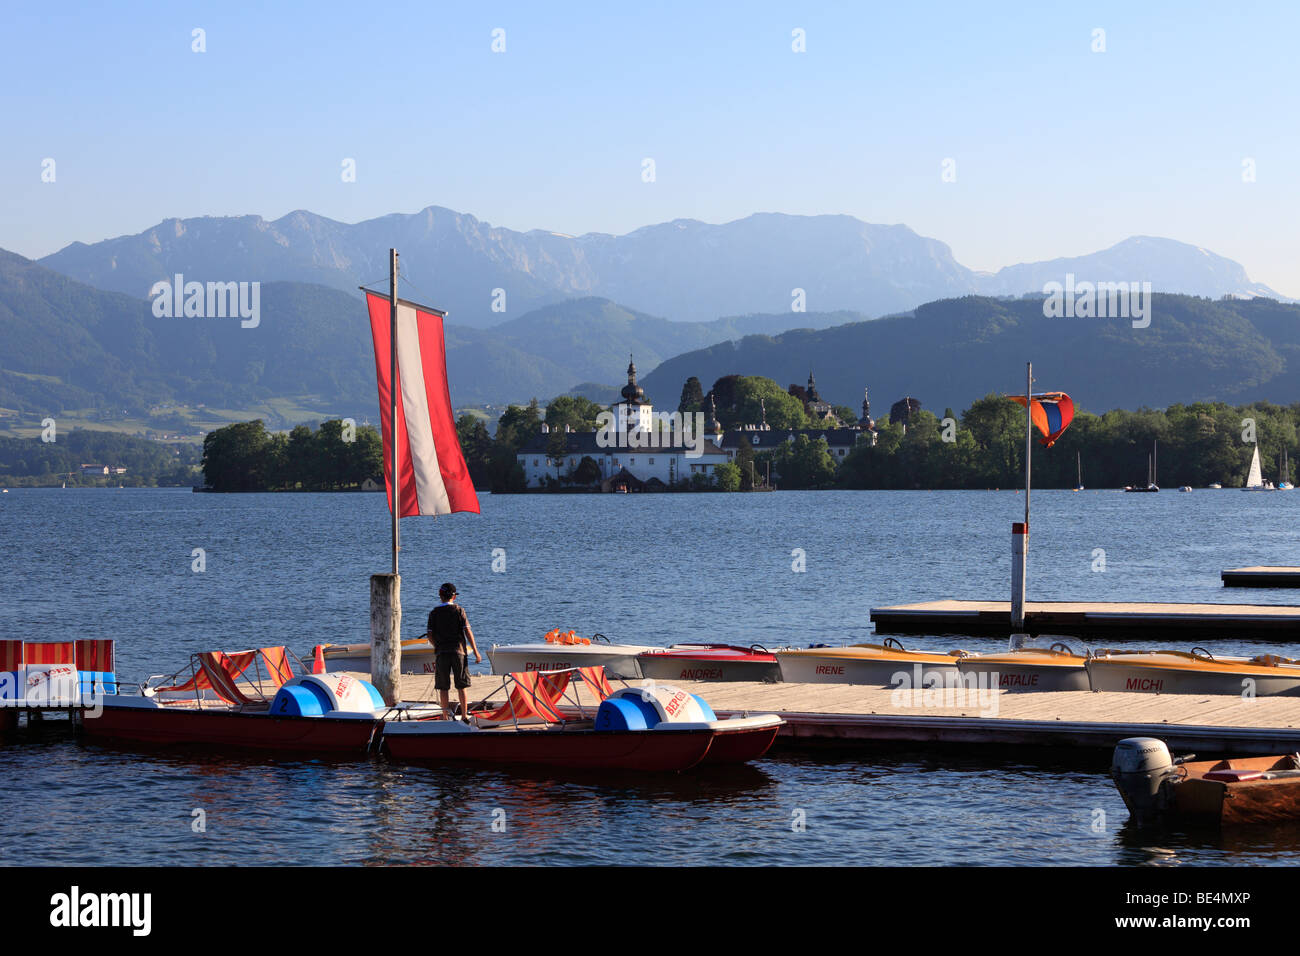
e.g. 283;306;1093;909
155;647;294;705
474;666;615;725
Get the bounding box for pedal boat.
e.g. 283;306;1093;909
636;644;781;683
489;632;655;680
776;639;967;685
955;642;1090;692
1086;647;1300;696
1113;737;1300;825
382;666;783;771
81;647;397;753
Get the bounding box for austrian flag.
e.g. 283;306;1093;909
365;291;479;516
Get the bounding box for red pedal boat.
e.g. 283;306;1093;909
382;666;782;771
81;647;391;754
636;644;781;683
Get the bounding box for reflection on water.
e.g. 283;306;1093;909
5;488;1300;865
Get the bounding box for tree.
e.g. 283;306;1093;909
545;395;603;432
494;399;542;451
710;375;808;429
573;456;602;485
770;434;836;488
713;461;741;491
678;376;704;415
201;420;273;492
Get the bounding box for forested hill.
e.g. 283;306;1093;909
640;295;1300;414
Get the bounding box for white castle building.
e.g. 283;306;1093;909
514;358;878;491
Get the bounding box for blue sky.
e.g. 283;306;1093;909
3;1;1297;295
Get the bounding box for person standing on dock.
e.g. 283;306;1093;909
428;583;482;722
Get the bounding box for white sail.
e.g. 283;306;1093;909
1246;444;1263;488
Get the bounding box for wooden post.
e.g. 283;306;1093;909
1013;361;1032;630
1011;522;1028;629
370;573;401;705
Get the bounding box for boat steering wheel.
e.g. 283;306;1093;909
590;633;611;644
883;637;905;650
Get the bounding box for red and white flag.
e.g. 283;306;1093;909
365;291;480;516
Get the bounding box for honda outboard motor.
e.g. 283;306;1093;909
1111;737;1180;818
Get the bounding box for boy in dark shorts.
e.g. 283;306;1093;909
427;583;482;722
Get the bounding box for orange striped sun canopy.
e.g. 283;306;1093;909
0;640;23;673
475;671;567;724
1009;392;1075;448
26;642;75;665
156;648;292;705
578;666;613;701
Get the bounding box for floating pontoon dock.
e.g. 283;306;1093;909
870;599;1300;639
1221;567;1300;588
385;674;1300;757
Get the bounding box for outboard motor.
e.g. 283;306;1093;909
1111;737;1182;818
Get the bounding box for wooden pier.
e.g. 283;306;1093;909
1222;567;1300;588
870;599;1300;640
391;674;1300;758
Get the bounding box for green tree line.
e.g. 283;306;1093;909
201;419;383;492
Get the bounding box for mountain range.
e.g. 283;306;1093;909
38;208;1289;329
3;205;1295;425
641;294;1300;415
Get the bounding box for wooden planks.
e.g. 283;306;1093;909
386;672;1300;757
871;599;1300;639
1222;567;1300;589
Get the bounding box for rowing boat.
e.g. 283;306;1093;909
776;639;966;685
1113;737;1300;825
1086;647;1300;696
637;644;781;682
955;642;1090;692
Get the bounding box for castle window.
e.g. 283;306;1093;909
648;458;654;464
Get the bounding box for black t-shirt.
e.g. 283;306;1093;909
428;603;469;655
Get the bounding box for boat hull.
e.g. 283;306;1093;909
383;723;715;771
83;698;379;752
1086;659;1300;696
488;643;653;679
777;649;960;686
956;654;1090;692
318;640;440;676
637;654;780;683
698;721;781;764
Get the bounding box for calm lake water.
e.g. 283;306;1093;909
3;486;1300;866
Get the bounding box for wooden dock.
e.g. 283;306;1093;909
392;673;1300;757
1222;567;1300;588
870;599;1300;640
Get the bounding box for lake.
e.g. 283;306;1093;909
3;486;1300;865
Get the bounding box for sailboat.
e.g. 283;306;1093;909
1074;452;1084;491
1124;440;1160;492
1280;447;1293;490
1244;444;1275;491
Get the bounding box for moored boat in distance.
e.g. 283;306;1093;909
381;667;782;771
777;638;967;685
489;631;655;679
955;641;1090;692
1244;443;1274;490
637;644;781;682
1086;647;1300;696
1112;737;1300;826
